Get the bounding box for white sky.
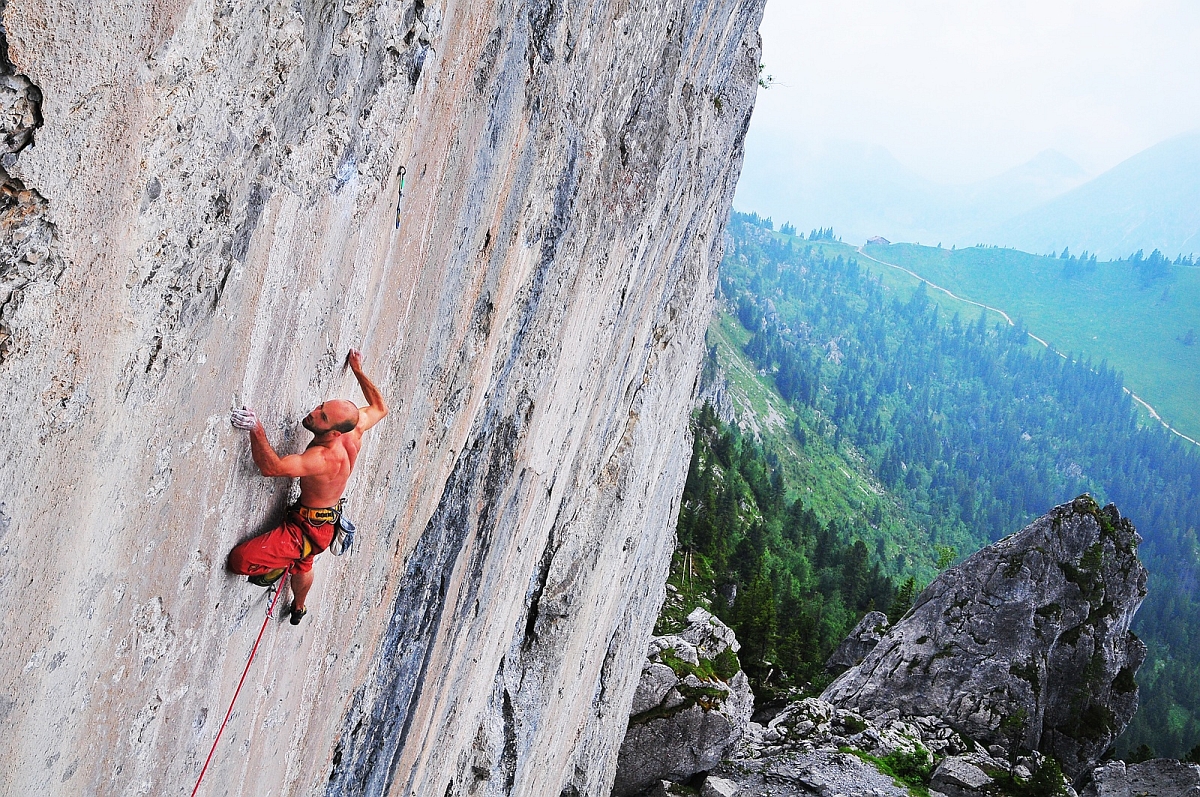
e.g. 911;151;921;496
746;0;1200;185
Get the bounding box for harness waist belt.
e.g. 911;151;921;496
294;501;342;526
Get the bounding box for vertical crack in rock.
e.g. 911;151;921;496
521;522;557;653
327;418;521;797
525;0;560;66
0;0;59;365
499;688;518;795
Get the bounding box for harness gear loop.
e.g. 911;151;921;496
190;577;287;797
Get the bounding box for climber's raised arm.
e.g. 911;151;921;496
346;348;388;433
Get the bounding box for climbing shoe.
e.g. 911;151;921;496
248;568;285;588
288;604;307;625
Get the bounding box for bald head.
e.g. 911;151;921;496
303;399;360;435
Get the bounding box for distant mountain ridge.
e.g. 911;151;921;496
988;131;1200;259
736;139;1090;245
738;132;1200;258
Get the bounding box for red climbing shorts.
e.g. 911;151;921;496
227;512;336;576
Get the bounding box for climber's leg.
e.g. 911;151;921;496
290;567;314;613
228;518;305;577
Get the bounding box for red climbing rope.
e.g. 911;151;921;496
191;580;287;797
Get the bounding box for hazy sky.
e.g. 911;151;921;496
741;1;1200;187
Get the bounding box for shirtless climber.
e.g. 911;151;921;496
227;348;388;624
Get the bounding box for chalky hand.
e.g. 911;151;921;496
230;407;260;431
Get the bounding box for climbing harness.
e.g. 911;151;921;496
295;503;339;525
394;165;406;229
190;578;287;797
296;499;355;556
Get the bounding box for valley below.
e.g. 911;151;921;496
603;212;1200;795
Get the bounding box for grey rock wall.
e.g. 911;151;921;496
0;1;765;795
823;610;888;676
821;496;1148;778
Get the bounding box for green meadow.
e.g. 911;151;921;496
782;235;1200;442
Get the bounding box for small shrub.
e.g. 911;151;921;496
713;647;741;681
1127;743;1155;764
659;651;697;679
842;714;868;734
990;758;1067;797
844;747;932;796
1025;759;1067;796
881;749;933;786
1112;666;1137;694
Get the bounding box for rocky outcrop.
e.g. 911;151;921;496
634;499;1157;797
612;608;753;796
712;750;912;797
1081;759;1200;797
693;693;1200;797
821;496;1148;777
824;610;888;675
0;1;765;795
707;697;1075;797
736;697;972;763
695;343;736;424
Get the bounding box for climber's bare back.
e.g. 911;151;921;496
295;417;361;507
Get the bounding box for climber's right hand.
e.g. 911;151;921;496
231;406;260;431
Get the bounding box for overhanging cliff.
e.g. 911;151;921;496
0;1;765;795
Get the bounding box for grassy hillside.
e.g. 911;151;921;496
860;241;1200;442
707;311;941;582
772;233;1200;443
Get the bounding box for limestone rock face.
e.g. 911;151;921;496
822;496;1148;777
824;609;888;675
0;0;765;795
612;610;753;796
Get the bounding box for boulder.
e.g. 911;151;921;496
821;496;1148;777
1082;758;1200;797
930;756;994;796
611;611;753;796
701;775;742;797
825;611;889;675
683;607;742;659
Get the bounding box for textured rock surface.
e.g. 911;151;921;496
736;697;970;763
700;775;741;797
711;751;910;797
1081;759;1200;797
822;496;1148;777
612;609;753;796
0;0;765;795
824;609;888;675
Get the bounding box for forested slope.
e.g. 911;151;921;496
700;212;1200;756
855;240;1200;441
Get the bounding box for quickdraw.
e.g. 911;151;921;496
394;165;406;229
